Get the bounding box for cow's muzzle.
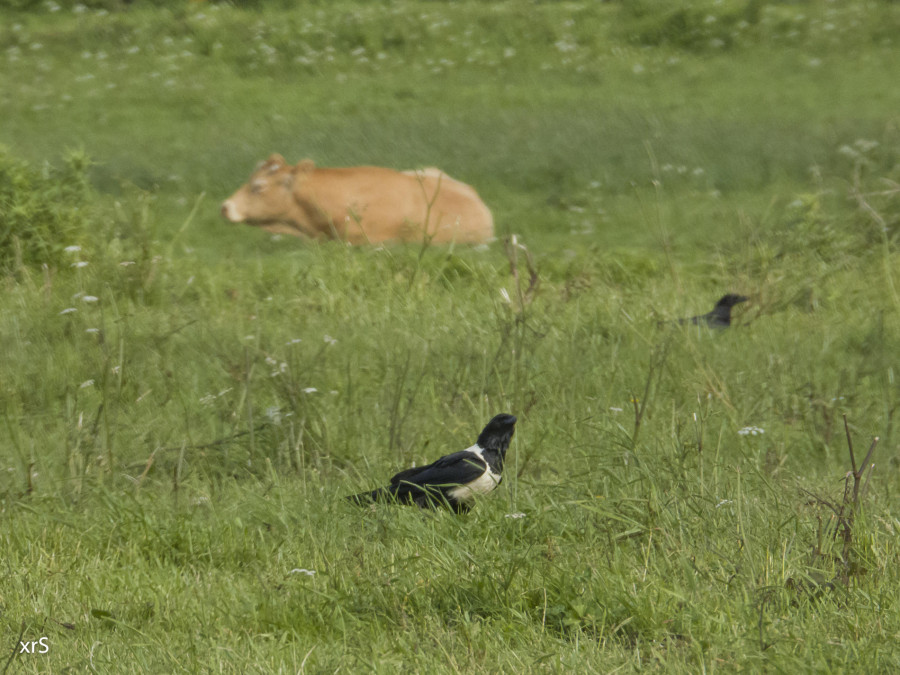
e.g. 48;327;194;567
221;200;242;222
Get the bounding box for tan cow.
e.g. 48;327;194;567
221;155;494;244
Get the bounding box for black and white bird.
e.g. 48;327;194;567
678;293;748;329
347;413;517;513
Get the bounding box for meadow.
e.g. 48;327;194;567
1;0;900;671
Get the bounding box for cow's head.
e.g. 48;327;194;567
221;155;315;227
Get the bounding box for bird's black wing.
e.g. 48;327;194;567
389;450;487;493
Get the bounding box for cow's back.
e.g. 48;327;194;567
297;166;493;244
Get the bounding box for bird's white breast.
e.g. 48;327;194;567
446;445;501;503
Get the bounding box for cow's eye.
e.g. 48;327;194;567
251;181;265;194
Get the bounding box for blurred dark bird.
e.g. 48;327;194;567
346;414;517;513
677;293;748;329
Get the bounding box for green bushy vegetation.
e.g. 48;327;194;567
0;148;95;273
1;0;900;672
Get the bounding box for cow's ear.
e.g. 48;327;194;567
267;153;287;166
295;159;315;174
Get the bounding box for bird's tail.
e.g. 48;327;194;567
347;486;412;505
345;488;385;505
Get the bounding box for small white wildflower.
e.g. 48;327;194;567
265;407;282;424
854;139;879;153
111;366;120;374
85;328;99;334
302;387;318;394
82;295;99;303
119;261;135;267
323;335;337;345
64;245;81;253
609;407;623;413
289;568;316;576
79;379;95;389
716;499;733;509
738;426;765;436
286;338;302;345
192;496;210;506
265;356;277;366
504;512;526;519
499;288;512;304
72;261;89;268
59;307;77;315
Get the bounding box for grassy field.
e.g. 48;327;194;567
2;0;900;672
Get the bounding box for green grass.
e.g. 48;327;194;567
2;0;900;672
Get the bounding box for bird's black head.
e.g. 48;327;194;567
715;294;749;309
477;413;517;453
